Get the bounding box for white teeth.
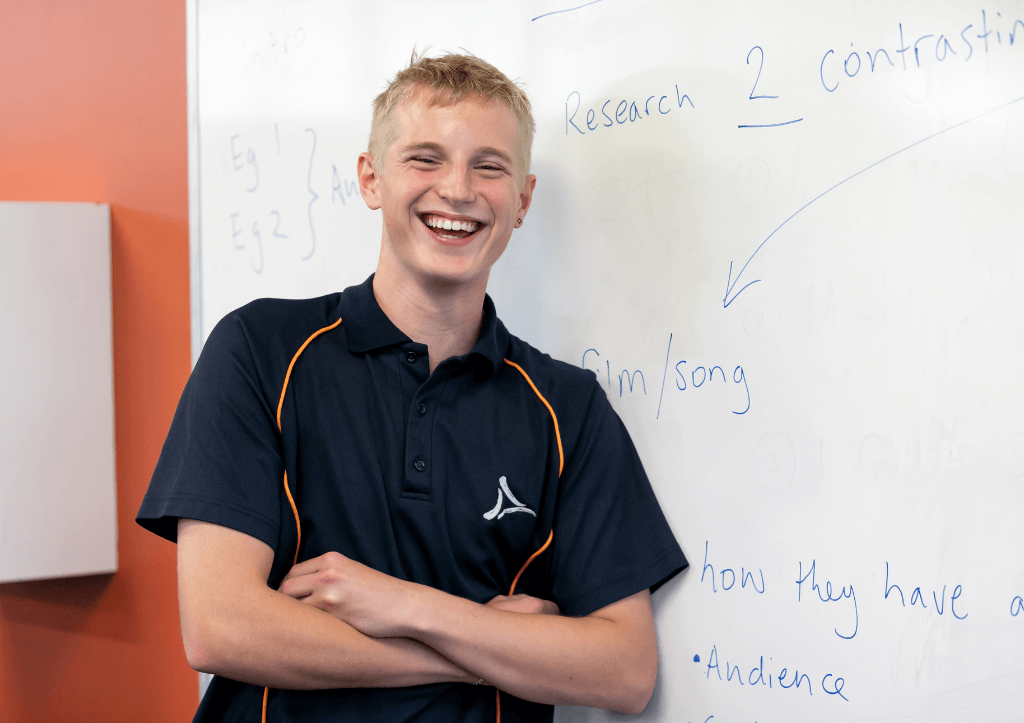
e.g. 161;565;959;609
423;215;478;233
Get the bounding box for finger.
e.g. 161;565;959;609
506;594;560;615
293;591;330;611
540;599;560;616
485;594;532;605
485;595;529;611
278;556;326;585
489;595;541;614
278;572;320;598
279;550;348;584
290;590;339;616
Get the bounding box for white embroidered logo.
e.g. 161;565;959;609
483;476;536;520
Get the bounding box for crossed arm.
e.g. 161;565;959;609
177;519;658;714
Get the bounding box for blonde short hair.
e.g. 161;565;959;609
369;51;535;182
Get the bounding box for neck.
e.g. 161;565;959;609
372;262;488;374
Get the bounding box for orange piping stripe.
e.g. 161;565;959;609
277;317;343;431
497;528;553;723
264;316;342;723
275;317;342;565
497;359;561;723
508;530;553;596
283;471;301;566
502;359;563;475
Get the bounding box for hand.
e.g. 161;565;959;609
485;594;560;616
278;551;421;638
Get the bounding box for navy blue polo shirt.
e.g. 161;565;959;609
137;275;687;723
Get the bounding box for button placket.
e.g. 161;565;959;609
408;389;433;483
399;343;433;499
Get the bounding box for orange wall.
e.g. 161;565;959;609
0;1;196;721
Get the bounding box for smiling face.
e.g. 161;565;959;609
359;87;536;295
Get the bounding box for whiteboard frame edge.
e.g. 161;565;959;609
187;0;203;369
186;0;213;702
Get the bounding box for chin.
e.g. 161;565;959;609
413;261;489;291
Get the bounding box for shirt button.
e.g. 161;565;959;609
413;459;426;472
406;351;418;363
417;403;427;415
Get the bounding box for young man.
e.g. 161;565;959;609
137;53;687;722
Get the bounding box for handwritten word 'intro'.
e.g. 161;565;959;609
565;86;694;136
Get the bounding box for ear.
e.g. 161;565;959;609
516;174;537;223
357;152;382;210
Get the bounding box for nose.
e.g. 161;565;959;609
437;164;475;204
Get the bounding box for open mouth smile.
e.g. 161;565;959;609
420;213;482;243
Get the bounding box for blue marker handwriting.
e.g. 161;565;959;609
738;46;803;129
580;335;750;418
303;128;318;260
701;541;766;595
224;124;364;273
331;165;360;205
565;85;694;137
884;562;968;620
795;560;858;639
820;10;1024;93
703;644;849;702
532;0;604;22
230;133;260;193
247;26;306;66
672;359;751;415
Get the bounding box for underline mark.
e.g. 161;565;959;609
738;118;804;129
532;0;605;22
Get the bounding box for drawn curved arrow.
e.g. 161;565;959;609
723;93;1024;309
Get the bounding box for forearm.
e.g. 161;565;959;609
177;519;473;690
271;542;656;710
188;585;472;689
403;587;655;713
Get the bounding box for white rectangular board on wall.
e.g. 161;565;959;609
189;1;1024;720
0;202;117;583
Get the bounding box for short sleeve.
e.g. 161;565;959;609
548;381;687;617
136;313;283;550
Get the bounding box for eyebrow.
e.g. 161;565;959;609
400;142;445;155
400;142;514;165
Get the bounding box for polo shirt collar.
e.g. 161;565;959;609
340;275;509;377
471;293;508;377
340;275;411;353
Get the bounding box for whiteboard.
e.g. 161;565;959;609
189;1;1024;720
